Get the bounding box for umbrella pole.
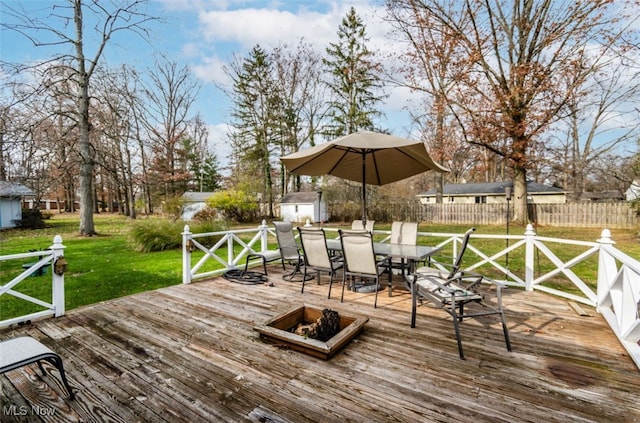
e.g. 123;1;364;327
362;154;367;225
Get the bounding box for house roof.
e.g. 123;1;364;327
0;181;34;197
182;191;216;203
281;191;322;204
418;181;565;197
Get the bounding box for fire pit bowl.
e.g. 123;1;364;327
253;304;368;360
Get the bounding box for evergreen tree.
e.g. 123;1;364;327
183;137;221;192
323;7;386;137
227;45;279;217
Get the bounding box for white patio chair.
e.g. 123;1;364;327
351;219;375;232
297;227;344;297
387;221;418;293
338;229;390;308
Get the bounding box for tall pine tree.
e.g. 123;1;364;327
323;7;386;137
228;45;279;216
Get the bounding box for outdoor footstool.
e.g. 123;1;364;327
0;336;75;399
243;250;281;276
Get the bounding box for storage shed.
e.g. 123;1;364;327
280;191;327;223
0;181;34;228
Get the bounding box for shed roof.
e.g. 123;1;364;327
281;192;322;204
0;181;34;197
182;191;216;203
418;181;564;197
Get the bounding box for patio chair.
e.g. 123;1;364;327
339;229;391;308
273;221;305;281
388;221;419;290
410;228;512;359
351;219;375;232
297;227;344;296
0;336;75;399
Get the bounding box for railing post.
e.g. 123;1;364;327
524;224;536;291
259;219;269;253
50;235;65;317
596;229;617;311
182;225;192;284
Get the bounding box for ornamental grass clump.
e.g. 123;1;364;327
129;218;226;252
129;219;183;252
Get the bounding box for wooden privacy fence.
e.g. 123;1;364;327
327;201;639;228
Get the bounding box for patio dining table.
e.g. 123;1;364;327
324;238;442;293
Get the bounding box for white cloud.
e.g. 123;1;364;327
194;1;388;49
192;55;230;86
197;8;333;48
161;1;417;135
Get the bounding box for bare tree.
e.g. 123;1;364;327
270;40;331;194
386;0;639;223
557;57;640;200
141;57;200;201
2;0;157;235
386;3;473;201
92;65;143;217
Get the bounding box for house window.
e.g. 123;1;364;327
475;196;487;204
295;205;299;213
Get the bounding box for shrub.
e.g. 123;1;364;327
129;219;184;252
192;206;220;222
161;195;186;221
14;208;46;229
206;190;258;223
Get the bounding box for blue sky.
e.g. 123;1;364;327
1;0;411;163
3;0;636;168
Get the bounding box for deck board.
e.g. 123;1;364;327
1;266;639;423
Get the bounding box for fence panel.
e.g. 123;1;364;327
328;201;639;228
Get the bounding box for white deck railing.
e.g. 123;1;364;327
183;222;640;369
0;235;66;329
2;226;637;369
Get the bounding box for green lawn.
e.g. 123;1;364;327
0;214;185;320
1;214;638;321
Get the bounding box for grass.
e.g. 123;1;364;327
1;214;638;322
411;223;640;295
0;214;185;321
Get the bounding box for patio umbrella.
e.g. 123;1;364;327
280;130;449;223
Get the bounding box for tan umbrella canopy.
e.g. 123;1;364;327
280;130;449;223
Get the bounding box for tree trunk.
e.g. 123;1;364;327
75;1;95;235
512;168;528;225
78;86;96;233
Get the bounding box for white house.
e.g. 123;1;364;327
280;191;327;223
626;181;640;201
0;181;34;228
417;181;566;204
181;191;216;221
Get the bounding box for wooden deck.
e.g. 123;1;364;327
1;266;639;423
